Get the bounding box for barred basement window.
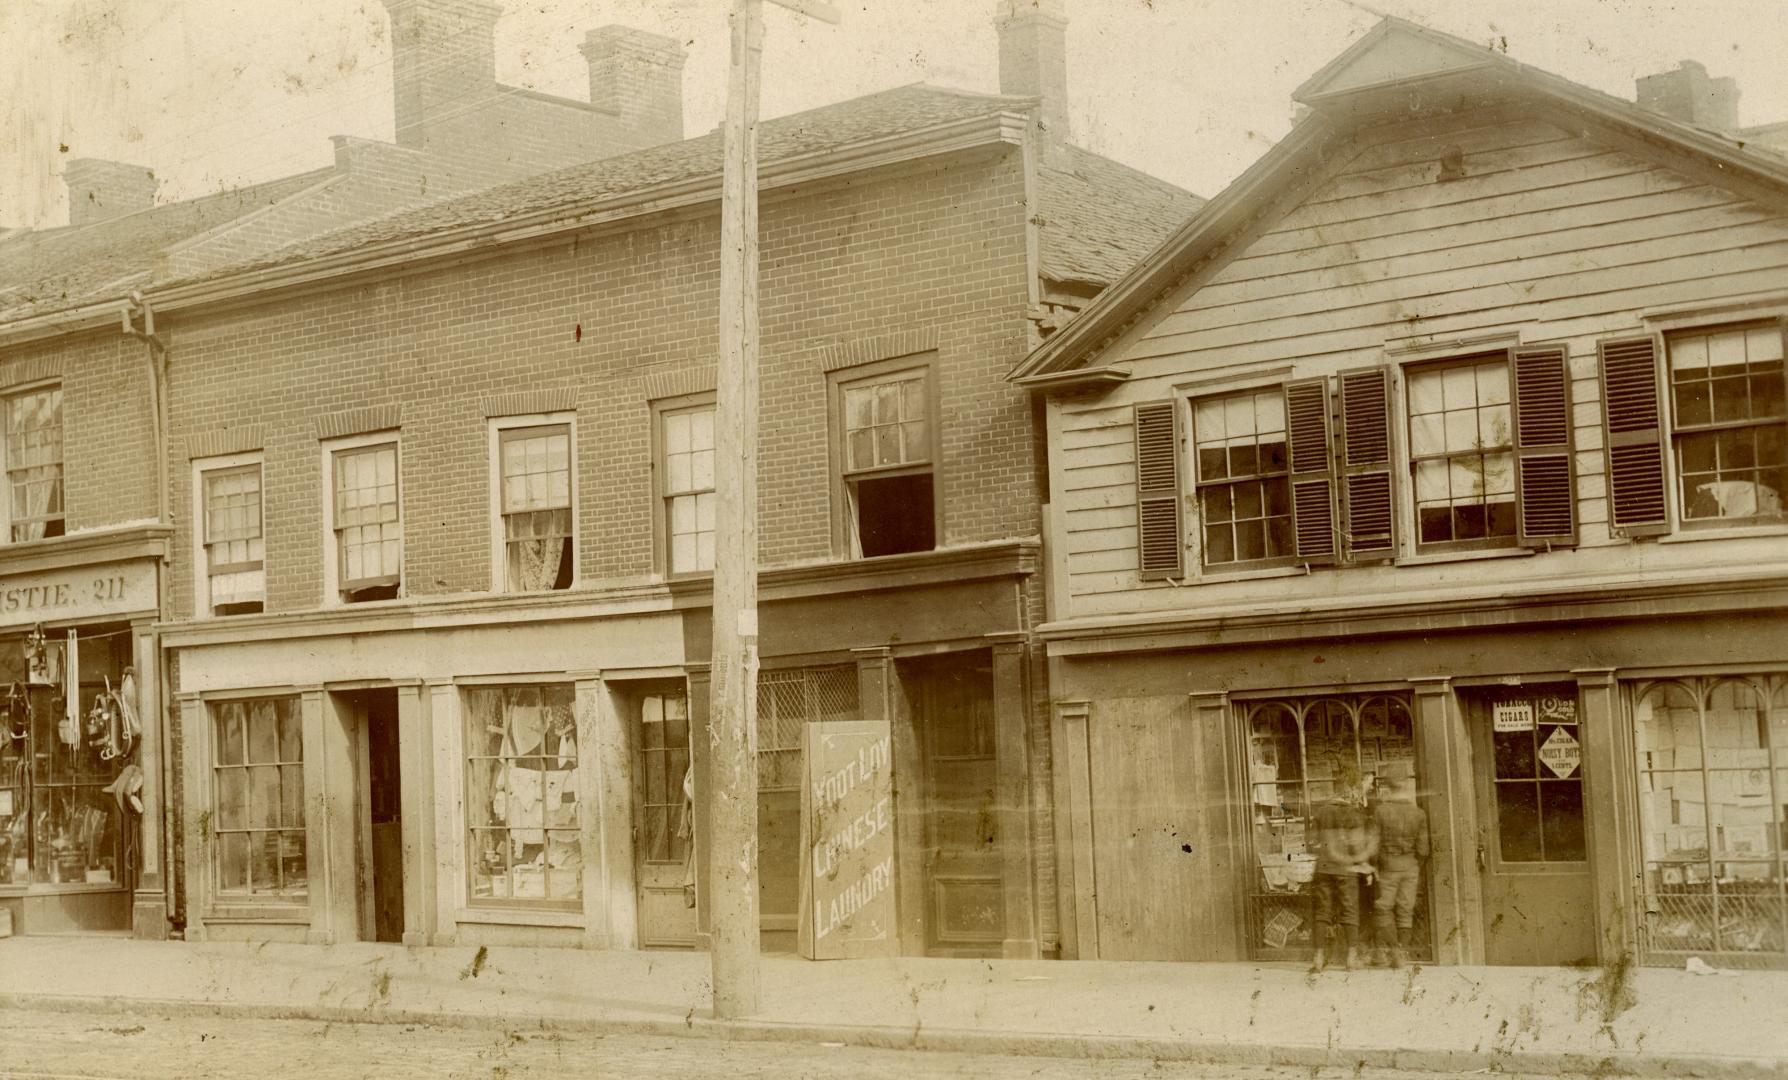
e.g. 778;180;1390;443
498;425;573;591
211;697;305;898
4;385;63;542
464;685;581;907
1666;324;1787;523
201;462;264;616
1632;674;1788;968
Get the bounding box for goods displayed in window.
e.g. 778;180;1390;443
465;685;581;906
1244;693;1429;962
0;627;134;889
1633;675;1787;968
210;696;305;897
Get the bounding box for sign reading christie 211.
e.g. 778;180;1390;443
798;720;897;960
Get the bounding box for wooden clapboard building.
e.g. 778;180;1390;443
1012;19;1788;969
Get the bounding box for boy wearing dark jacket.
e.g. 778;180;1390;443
1309;760;1376;972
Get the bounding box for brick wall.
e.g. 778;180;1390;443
163;144;1038;616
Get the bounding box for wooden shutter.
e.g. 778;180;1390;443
1337;368;1396;561
1511;346;1577;547
1284;378;1337;564
1598;337;1671;537
1134;401;1182;580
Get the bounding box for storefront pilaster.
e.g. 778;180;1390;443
853;646;923;955
575;672;637;950
175;692;207;940
130;620;167;938
422;678;459;945
307;686;357;945
392;681;432;947
1574;667;1636;965
1190;690;1244;961
1051;698;1094;959
990;634;1038;959
1411;676;1483;964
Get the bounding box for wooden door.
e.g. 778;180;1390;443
1470;685;1597;965
633;689;697;948
914;657;1003;955
350;689;403;944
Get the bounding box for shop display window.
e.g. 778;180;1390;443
1242;693;1428;960
0;627;132;889
210;696;305;897
465;684;581;907
1633;675;1788;968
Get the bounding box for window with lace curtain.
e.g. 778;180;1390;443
4;385;63;543
495;423;574;592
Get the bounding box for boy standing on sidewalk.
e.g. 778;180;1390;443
1309;759;1376;972
1370;760;1430;968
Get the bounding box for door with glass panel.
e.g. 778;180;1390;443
633;686;696;948
1467;684;1595;965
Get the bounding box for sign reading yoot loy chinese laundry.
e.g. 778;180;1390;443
799;719;897;960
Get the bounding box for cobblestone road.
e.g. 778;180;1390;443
0;1007;1570;1080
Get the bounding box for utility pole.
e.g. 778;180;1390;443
709;0;840;1022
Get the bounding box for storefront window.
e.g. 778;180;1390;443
1633;675;1788;967
0;627;131;889
1243;693;1426;959
465;685;581;907
210;697;305;897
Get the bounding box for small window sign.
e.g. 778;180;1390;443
1536;694;1577;725
1493;701;1535;732
1539;726;1581;779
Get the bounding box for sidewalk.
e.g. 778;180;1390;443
1;937;1785;1077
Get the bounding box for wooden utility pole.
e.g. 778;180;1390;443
709;0;839;1022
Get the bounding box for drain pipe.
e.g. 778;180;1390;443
122;292;177;932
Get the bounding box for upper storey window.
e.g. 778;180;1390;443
5;385;63;542
834;360;938;559
1667;324;1785;523
329;438;401;603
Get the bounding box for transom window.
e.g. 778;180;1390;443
662;406;715;575
1408;356;1516;547
5;385;63;543
837;365;936;558
332;442;401;602
1192;389;1290;566
202;464;265;616
498;425;572;592
1667;324;1786;522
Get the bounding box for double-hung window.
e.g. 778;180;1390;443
1191;389;1292;568
4;385;63;542
329;439;401;602
496;423;573;592
835;361;937;558
1406;355;1517;549
197;457;265;615
661;404;715;575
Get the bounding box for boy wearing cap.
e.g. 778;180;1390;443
1371;760;1429;968
1309;758;1376;972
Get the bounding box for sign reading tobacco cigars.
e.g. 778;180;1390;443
798;720;897;960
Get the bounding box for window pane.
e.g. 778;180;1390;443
248;701;278;763
216;704;245;766
1540;780;1586;861
217;833;248;893
250;766;280;829
216;768;246;831
1496;783;1543;862
1493;728;1535;779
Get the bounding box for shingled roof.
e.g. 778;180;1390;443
159;83;1201;297
0;168;331;324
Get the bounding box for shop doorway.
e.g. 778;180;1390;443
905;653;1003;957
341;689;403;944
1467;684;1595;966
629;683;697;949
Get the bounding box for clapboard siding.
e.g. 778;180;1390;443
1049;106;1788;620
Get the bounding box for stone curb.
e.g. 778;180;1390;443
2;991;1783;1079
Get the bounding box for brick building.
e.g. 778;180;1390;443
131;2;1198;956
1012;19;1788;969
0;1;706;939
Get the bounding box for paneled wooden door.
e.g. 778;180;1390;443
911;655;1003;956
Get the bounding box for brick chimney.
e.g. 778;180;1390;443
381;0;501;149
1637;60;1740;131
580;26;687;144
996;0;1070;142
63;159;157;225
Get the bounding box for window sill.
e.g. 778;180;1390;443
0;881;128;895
204;903;309;924
456;905;585;928
1658;523;1788;544
1189;564;1310;586
1394;546;1534;568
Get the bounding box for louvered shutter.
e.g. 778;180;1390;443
1511;346;1578;547
1134;401;1182;580
1337;368;1396;560
1598;337;1671;537
1284;379;1337;564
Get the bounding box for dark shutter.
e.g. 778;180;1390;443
1337;368;1396;560
1284;378;1337;564
1134;401;1182;579
1512;345;1578;547
1598;337;1671;537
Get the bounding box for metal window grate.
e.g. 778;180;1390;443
755;666;858;790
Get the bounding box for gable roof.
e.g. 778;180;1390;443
152;83;1197;300
0;168;332;324
1010;16;1788;385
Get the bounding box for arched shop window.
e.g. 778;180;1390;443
1243;693;1425;960
1632;675;1788;968
0;626;134;889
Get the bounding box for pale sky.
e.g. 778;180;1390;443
3;0;1786;231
